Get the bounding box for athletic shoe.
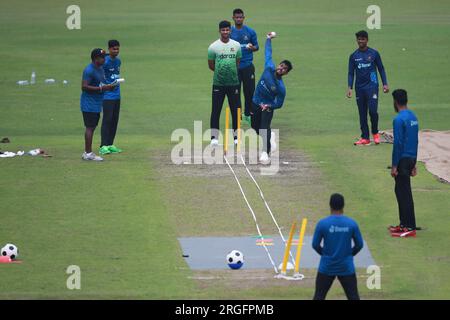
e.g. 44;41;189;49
388;225;403;233
243;115;251;125
259;151;270;164
354;138;371;146
270;132;277;152
391;228;416;238
210;139;219;146
82;152;103;161
234;139;238;145
108;145;122;153
99;146;111;155
373;133;381;145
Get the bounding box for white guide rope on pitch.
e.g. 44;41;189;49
223;155;279;274
239;154;296;266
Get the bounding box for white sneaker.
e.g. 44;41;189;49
82;152;103;161
234;139;238;145
210;139;219;146
259;151;270;164
270;132;277;152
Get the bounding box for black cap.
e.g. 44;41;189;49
91;48;106;60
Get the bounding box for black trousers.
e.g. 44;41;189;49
238;64;256;117
356;88;379;139
313;272;360;300
101;99;121;147
395;157;417;229
251;103;274;153
210;85;241;140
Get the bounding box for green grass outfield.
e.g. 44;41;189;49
1;0;449;299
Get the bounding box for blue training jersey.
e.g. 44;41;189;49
103;55;121;100
312;215;364;276
348;47;387;91
392;109;419;166
231;25;258;69
252;39;286;109
80;63;105;113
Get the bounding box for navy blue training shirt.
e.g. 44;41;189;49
312;215;364;276
348;47;387;91
231;25;258;70
80;63;105;113
252;39;286;109
103;55;121;100
392;109;419;166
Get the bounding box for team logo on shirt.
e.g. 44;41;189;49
230;47;235;52
244;35;249;41
368;55;372;61
271;86;276;92
329;225;350;233
218;53;236;59
410;120;418;127
373;94;378;99
357;63;372;69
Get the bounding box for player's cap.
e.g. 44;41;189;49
91;48;106;60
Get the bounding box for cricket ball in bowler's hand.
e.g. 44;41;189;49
269;31;277;38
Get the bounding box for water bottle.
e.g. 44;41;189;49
31;70;36;84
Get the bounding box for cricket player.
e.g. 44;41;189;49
251;32;292;164
208;20;242;146
389;89;419;238
230;8;259;125
80;48;116;161
347;30;389;145
312;193;364;300
100;39;123;155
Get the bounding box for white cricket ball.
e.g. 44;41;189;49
269;31;277;38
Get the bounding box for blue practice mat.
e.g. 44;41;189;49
179;236;376;270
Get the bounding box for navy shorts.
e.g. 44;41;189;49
82;111;100;128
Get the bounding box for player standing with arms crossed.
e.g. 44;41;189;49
208;20;242;146
347;30;389;146
231;8;259;125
